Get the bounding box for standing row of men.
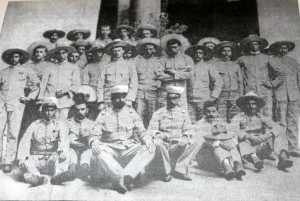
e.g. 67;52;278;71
0;24;299;193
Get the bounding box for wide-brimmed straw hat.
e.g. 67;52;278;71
104;40;129;55
71;40;91;49
46;44;77;59
269;40;295;54
27;41;55;60
115;25;135;36
137;38;160;51
240;35;268;52
213;41;239;58
43;29;65;39
185;45;213;61
161;34;190;51
197;37;221;46
136;24;158;38
2;48;30;64
236;91;266;110
67;29;91;41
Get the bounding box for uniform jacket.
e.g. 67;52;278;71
237;53;283;97
147;106;195;140
39;61;81;108
96;57;138;102
0;64;39;110
270;55;300;102
187;60;222;102
82;61;105;93
90;106;146;148
17;118;69;159
25;60;55;81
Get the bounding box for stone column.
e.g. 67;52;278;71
117;0;131;25
135;0;161;26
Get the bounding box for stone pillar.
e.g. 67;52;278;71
117;0;131;25
135;0;161;26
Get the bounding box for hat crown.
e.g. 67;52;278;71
244;91;259;98
166;86;185;95
111;85;129;94
42;97;58;107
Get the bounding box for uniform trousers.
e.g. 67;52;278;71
135;97;157;128
69;148;92;165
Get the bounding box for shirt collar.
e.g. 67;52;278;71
250;51;260;55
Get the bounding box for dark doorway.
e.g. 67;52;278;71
166;0;259;44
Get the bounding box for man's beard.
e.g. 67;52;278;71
113;102;125;110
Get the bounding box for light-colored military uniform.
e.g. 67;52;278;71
68;117;94;165
17;118;70;176
237;53;283;118
134;55;163;128
0;65;39;164
231;112;288;158
270;55;300;150
157;52;194;109
212;59;243;122
39;61;81;120
89;106;155;180
187;60;222;123
147;106;202;176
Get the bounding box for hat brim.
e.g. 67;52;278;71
115;25;135;36
46;46;77;59
204;132;235;140
269;41;295;54
213;41;239;59
197;37;221;46
185;45;213;61
137;39;160;52
240;36;269;52
43;30;66;39
67;29;91;41
2;48;30;65
161;34;190;52
104;41;128;55
27;41;56;60
236;95;266;110
71;41;91;49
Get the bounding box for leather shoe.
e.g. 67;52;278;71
113;177;127;194
252;155;264;170
3;164;12;173
233;161;246;179
162;174;172;182
289;148;300;157
24;174;48;186
173;171;192;181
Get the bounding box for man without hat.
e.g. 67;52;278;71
212;41;243;122
237;35;284;118
134;38;164;128
158;34;194;109
185;44;222;123
96;24;113;45
96;40;138;109
89;85;155;193
0;48;39;173
147;86;202;182
38;45;81;121
231;92;293;171
269;40;300;157
17;97;76;186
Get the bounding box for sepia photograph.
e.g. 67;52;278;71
0;0;299;200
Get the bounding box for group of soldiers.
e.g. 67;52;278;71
0;23;299;194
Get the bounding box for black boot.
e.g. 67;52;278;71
233;161;246;179
222;162;234;180
79;163;90;182
278;149;293;170
112;176;127;194
251;155;264;170
24;173;48;186
50;163;78;185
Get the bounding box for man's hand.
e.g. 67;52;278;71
56;90;67;98
178;135;189;147
19;159;28;170
58;150;67;162
212;140;220;148
92;141;102;155
164;69;176;75
184;66;192;72
19;97;30;104
71;140;85;148
260;80;273;88
154;131;169;143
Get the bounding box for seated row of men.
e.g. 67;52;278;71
0;26;299;183
16;85;293;194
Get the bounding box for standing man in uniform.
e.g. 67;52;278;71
39;45;81;121
96;41;138;109
158;34;194;109
17;97;76;186
90;85;155;193
134;38;163;128
185;44;222;123
71;40;91;72
269;40;300;157
147;86;202;182
237;35;284;118
96;24;113;46
212;41;243;122
0;48;39;173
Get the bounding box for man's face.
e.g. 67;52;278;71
77;46;86;55
144;44;156;58
42;106;56;121
279;44;289;56
111;93;126;109
10;53;21;66
245;99;258;115
142;30;153;39
112;47;125;58
75;32;84;40
74;103;88;120
68;52;80;63
221;47;232;60
92;49;104;62
34;47;47;61
50;33;59;43
101;26;111;37
194;49;204;61
167;43;181;55
249;41;260;52
57;49;68;62
124;50;133;59
204;106;218;122
205;42;215;50
167;93;180;109
120;29;129;39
